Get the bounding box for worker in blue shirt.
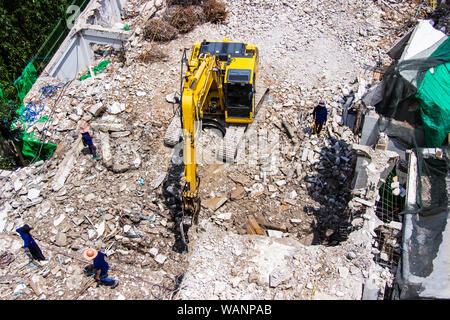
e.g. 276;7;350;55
83;248;119;288
312;100;328;135
16;224;46;262
80;123;100;160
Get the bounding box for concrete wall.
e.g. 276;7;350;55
87;0;125;27
43;0;130;81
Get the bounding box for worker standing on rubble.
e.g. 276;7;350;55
80;122;100;160
83;248;119;288
16;224;46;263
312;100;328;135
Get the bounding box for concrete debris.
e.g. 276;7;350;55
29;274;46;296
89;103;106;117
354;197;375;207
216;212;232;220
153;173;166;189
149;248;159;257
230;185;246;200
0;0;421;301
154;254;167;265
54;232;67;247
27;189;41;201
267;230;283;238
108;102;126;115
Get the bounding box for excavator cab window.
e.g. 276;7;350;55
199;41;247;58
224;83;253;119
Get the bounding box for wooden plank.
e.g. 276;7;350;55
255;217;287;232
246;216;265;235
230;185;246;200
73;278;96;300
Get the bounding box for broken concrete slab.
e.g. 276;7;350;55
153;173;166;189
55;232;67;247
108;102;125;115
52;137;83;192
89;102;106;117
110;131;131;138
99;132;112;167
202;197;228;211
269;267;293;288
354;197;375;207
29;274;46;296
92;122;126;132
53;214;66;227
27;188;41;200
362;279;380;300
149;247;158;257
267;230;284;238
216;212;232;220
154;254;167;265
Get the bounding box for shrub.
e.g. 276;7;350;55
202;0;227;24
170;6;201;34
143;19;178;42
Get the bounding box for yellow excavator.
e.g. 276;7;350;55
166;39;269;242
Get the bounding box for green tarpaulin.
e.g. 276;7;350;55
415;38;450;147
14;62;38;105
79;60;110;80
1;61;57;162
20;130;57;162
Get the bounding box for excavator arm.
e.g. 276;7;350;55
172;39;260;250
180;52;221;225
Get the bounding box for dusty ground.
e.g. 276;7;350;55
0;0;424;300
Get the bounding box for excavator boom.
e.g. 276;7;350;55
170;39;262;245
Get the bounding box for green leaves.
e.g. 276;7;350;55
0;1;73;122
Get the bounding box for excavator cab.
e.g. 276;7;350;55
196;39;258;124
224;69;254;121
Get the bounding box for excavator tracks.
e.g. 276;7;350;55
217;86;269;163
163;85;270;163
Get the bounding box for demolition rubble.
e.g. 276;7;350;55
0;0;439;300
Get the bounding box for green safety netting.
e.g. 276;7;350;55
79;60;111;81
415;39;450;148
20;130;57;161
14;61;38;106
1;61;58;162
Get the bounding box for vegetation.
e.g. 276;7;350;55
0;1;73;84
202;0;227;23
145;0;227;42
0;0;80;122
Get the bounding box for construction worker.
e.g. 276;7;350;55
312;100;328;135
16;224;46;263
80;122;100;160
83;248;119;288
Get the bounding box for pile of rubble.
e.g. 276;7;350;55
0;0;425;300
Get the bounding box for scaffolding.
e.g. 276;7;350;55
375;168;404;223
373;168;405;274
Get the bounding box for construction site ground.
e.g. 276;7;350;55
0;0;423;300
